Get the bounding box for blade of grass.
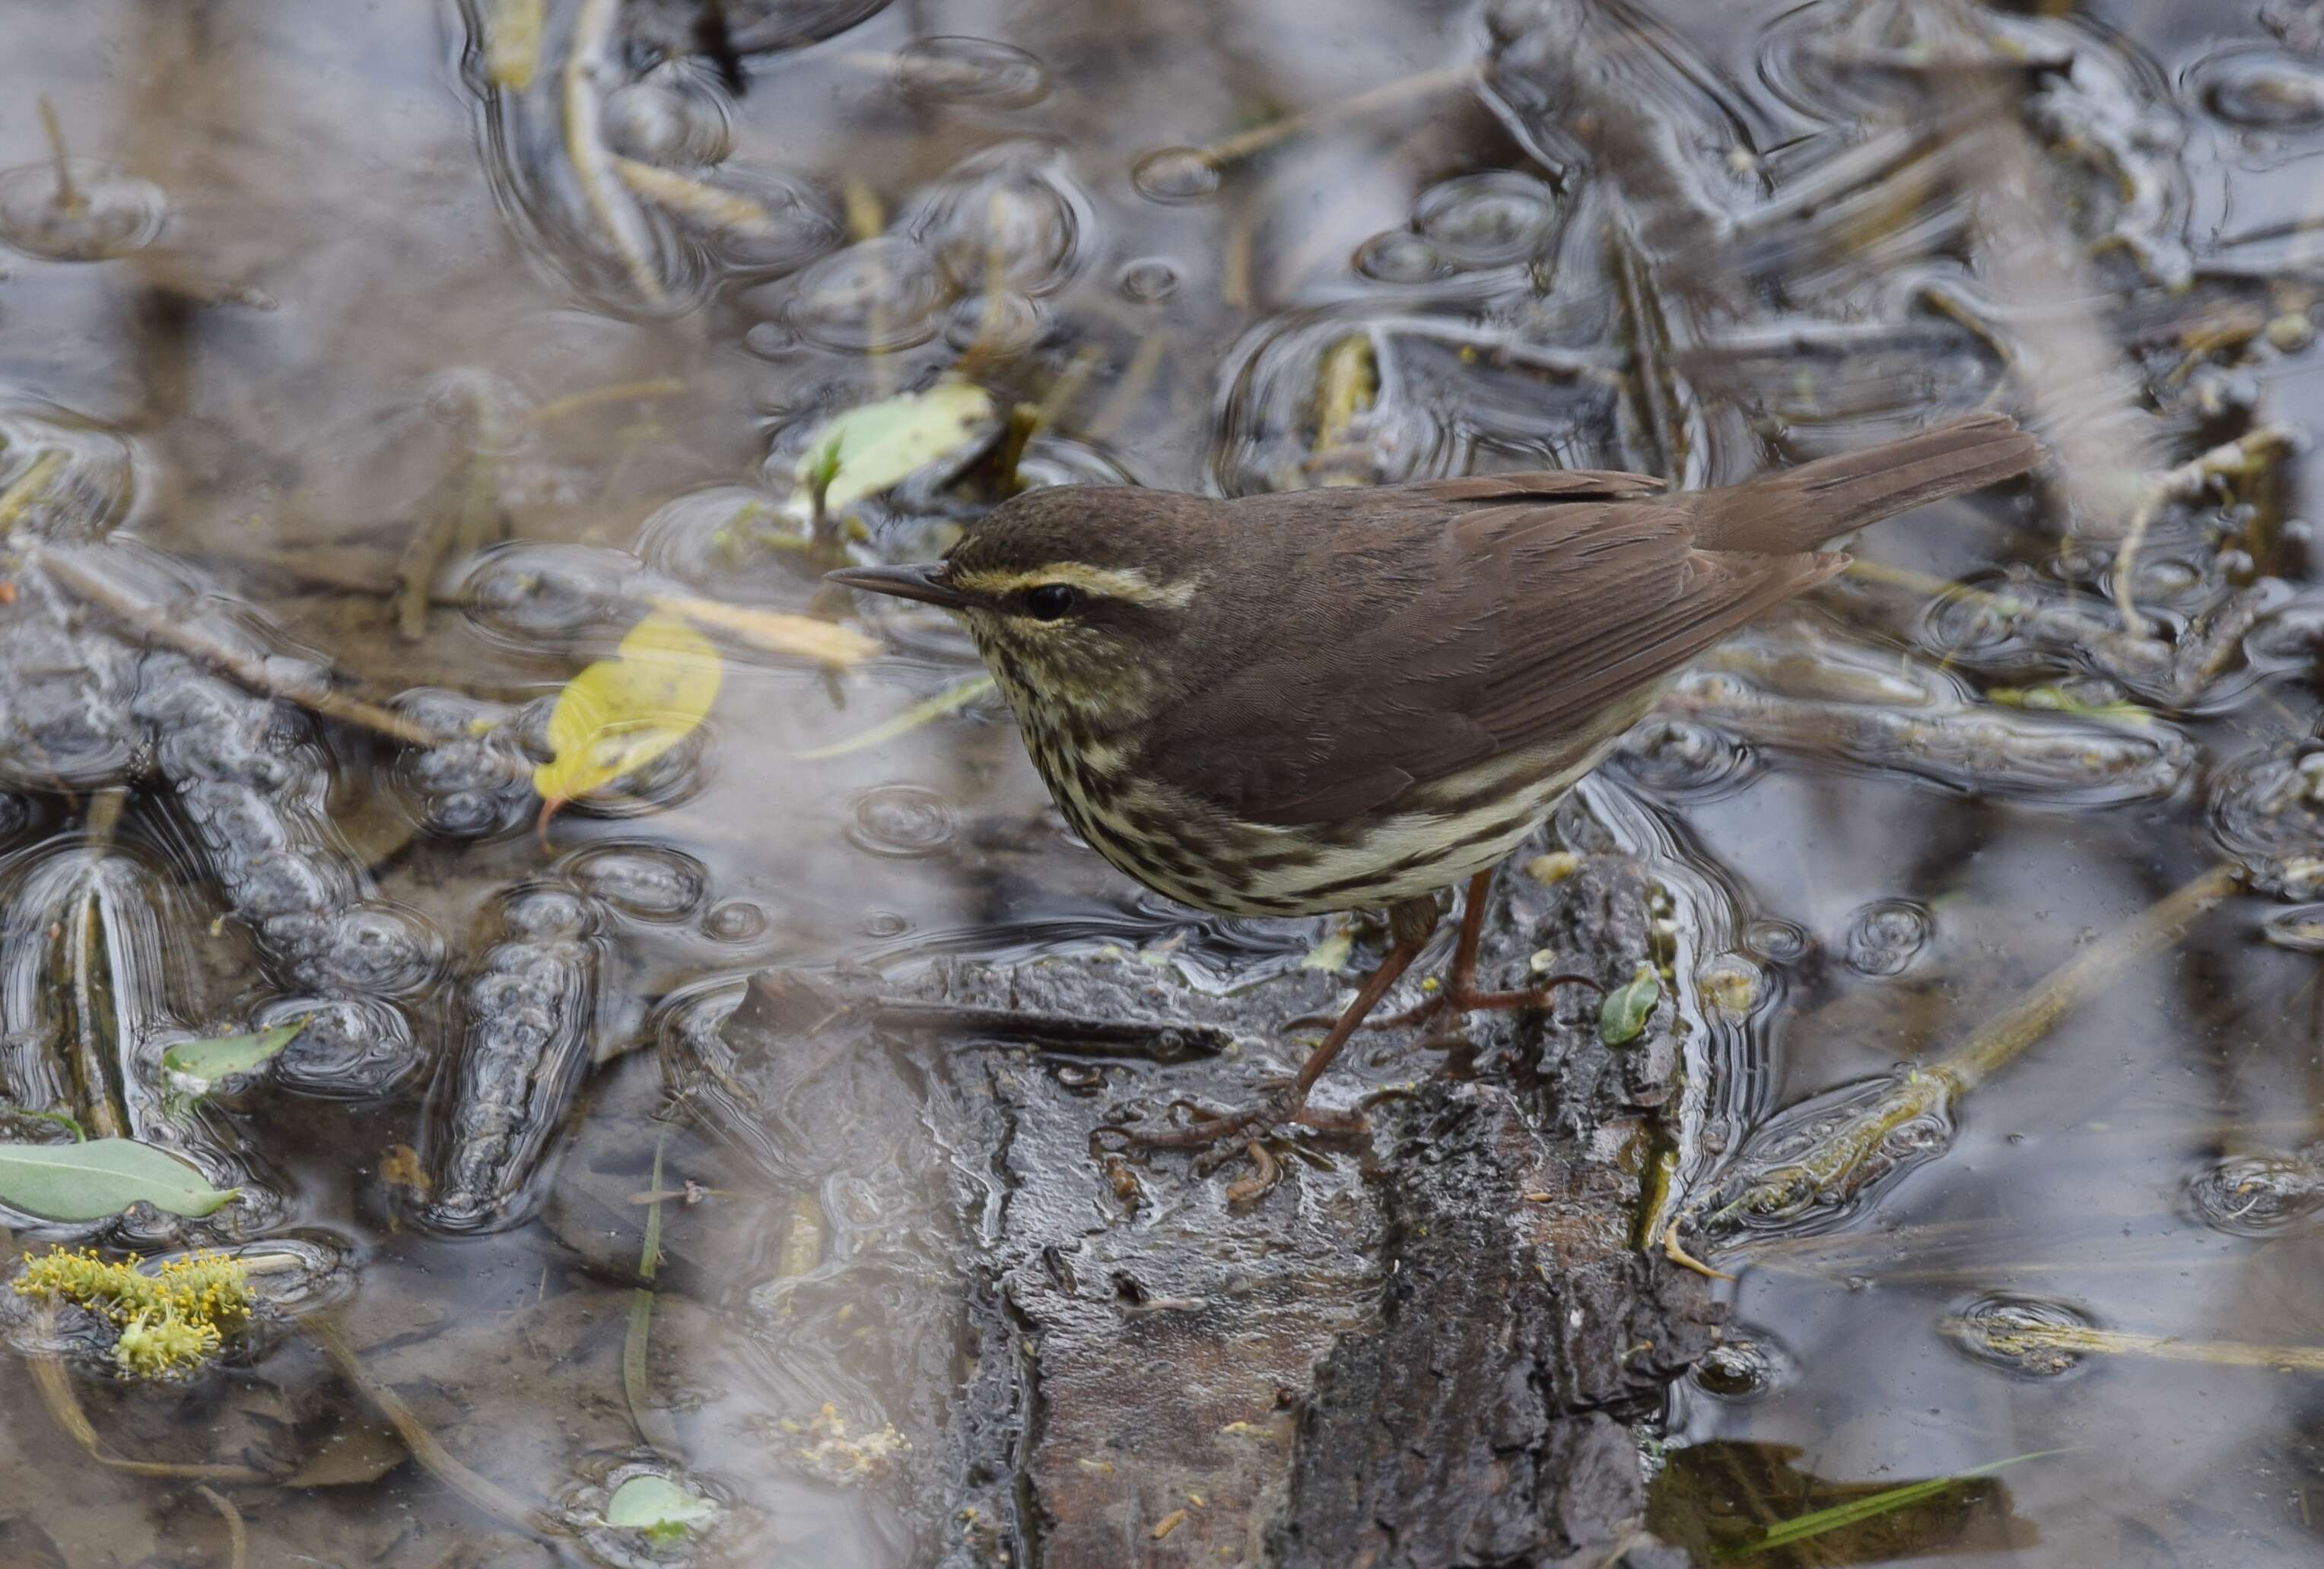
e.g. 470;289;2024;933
1725;1449;2068;1559
625;1126;679;1453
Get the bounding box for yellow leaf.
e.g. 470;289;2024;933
533;612;722;820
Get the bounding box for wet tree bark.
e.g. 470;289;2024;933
711;850;1720;1568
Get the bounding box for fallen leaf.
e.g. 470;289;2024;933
534;611;723;821
162;1019;307;1090
605;1474;717;1543
1598;964;1661;1047
793;378;996;517
0;1138;240;1221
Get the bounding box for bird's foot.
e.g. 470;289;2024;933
1127;1088;1363;1154
1363;968;1604;1031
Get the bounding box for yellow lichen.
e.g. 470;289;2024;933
793;1402;909;1485
12;1246;254;1379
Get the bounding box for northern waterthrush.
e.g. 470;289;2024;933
828;412;2040;1145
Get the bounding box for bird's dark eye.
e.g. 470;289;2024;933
1025;583;1079;621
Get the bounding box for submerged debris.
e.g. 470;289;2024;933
420;883;604;1232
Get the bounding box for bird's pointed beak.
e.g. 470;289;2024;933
824;561;968;610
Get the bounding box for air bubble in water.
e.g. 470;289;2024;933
849;784;958;858
1131;146;1221;204
1844;899;1931;978
894;37;1051;108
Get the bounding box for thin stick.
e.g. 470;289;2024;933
305;1314;552;1535
1195;63;1479;168
196;1485;249;1569
33;548;452;751
1945;862;2239;1091
562;0;667;305
1949;1316;2324;1373
1086;329;1171;443
37;97;81;212
26;1345;269;1482
612;157;778;236
624;1126;680;1453
523;376;688;429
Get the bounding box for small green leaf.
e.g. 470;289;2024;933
163;1019;307;1088
791;378;995;517
1301;925;1353;972
1598;964;1660;1046
0;1138;240;1221
605;1474;717;1542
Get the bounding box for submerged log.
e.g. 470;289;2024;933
701;846;1721;1567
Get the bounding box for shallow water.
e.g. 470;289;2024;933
3;0;2324;1563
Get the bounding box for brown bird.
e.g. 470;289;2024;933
828;412;2040;1145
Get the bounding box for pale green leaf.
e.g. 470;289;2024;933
605;1474;717;1542
793;378;995;516
163;1019;307;1088
534;611;723;811
0;1138;240;1221
1598;964;1660;1047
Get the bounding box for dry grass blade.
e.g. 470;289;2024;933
796;674;996;760
1705;863;2239;1232
561;0;666;304
196;1485;248;1569
305;1313;552;1535
624;1127;680;1453
25;1339;269;1482
1948;1316;2324;1373
32;548;452;751
649;591;881;666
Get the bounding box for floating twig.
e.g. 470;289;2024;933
647;589;881;666
33;547;453;752
1701;863;2239;1233
1948;1315;2324;1374
306;1313;552;1535
37;97;81;214
1194;63;1479;169
25;1329;268;1482
562;0;667;305
612;157;778;236
195;1485;249;1569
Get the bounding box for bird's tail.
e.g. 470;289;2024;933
1690;412;2042;554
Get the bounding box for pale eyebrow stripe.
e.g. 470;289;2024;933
951;562;1198;609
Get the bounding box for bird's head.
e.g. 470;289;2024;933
825;484;1216;731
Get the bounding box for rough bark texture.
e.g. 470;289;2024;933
704;849;1721;1567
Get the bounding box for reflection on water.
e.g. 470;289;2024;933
1;0;2323;1563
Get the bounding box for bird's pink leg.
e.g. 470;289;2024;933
1364;869;1603;1029
1133;901;1435;1150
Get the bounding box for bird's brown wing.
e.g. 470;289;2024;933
1138;496;1841;827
